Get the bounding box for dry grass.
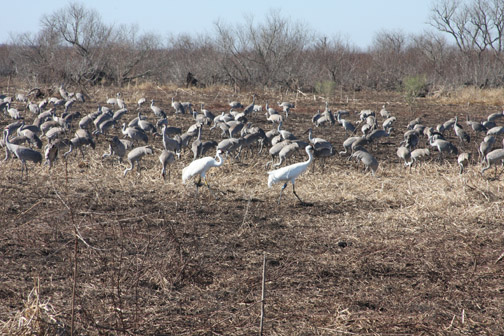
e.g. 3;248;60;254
1;86;504;335
434;86;504;106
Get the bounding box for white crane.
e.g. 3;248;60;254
182;149;225;193
267;145;314;204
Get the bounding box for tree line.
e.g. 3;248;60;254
1;0;503;94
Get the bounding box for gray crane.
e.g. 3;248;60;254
410;148;430;166
102;136;132;163
162;125;182;154
336;111;356;135
3;129;42;179
481;148;504;177
458;152;470;174
243;94;256;115
453;116;470;144
429;136;458;161
171;97;185;114
478;135;495;162
63;129;96;158
350;149;378;176
396;146;412;168
122;123;148;144
159;150;176;181
123;146;154;176
151;99;167;118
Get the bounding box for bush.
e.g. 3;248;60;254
315;81;337;97
402;75;428;105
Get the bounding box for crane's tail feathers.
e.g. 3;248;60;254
182;167;190;184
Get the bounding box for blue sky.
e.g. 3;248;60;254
2;0;434;49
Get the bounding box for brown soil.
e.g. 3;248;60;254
1;85;503;335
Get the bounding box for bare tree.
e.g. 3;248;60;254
40;2;113;85
430;0;504;86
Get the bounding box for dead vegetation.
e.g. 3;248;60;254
1;85;504;335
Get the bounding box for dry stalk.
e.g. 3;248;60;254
259;252;266;336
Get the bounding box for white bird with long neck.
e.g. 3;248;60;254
182;149;225;193
267;145;314;204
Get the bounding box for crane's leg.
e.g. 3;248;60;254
278;183;287;204
123;161;134;176
291;182;305;204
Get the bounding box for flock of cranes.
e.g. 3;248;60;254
2;86;504;204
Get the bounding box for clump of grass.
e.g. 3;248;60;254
1;278;65;335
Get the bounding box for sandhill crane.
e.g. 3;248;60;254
278;101;294;118
160;150;176;181
171;97;185;114
350;149;378;176
336;111;356;135
115;93;126;109
366;128;390;145
382;116;396;131
453;116;470;144
486;126;504;136
75;92;85;103
481;148;504;177
239;132;264;158
379;104;390;118
312;110;321;125
315;109;335;127
137;97;146;109
17;128;42;149
242;94;256;115
151;99;167;118
6;102;23;120
112;108;128;123
339;136;360;155
411;148;430;166
162;125;182;154
266;113;283;124
93;118;116;136
273;141;302;167
479;135;495;162
44;140;60;169
277;121;296;141
487;110;504;122
229;101;243;109
429;136;458;161
122;123;148;144
267;145;314;204
123;146;154;176
191;126;203;161
27;101;41;115
102;136;132;163
3;129;42;179
401;130;419;150
407;117;421;130
217;137;244;160
64;98;76;113
397;146;412;168
458;152;470;174
465;119;487;134
63;130;96;159
182;149;225;193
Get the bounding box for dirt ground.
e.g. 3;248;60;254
1;85;503;335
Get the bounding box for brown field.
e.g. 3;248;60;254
1;84;504;335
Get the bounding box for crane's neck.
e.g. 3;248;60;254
305;146;314;165
214;152;225;167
